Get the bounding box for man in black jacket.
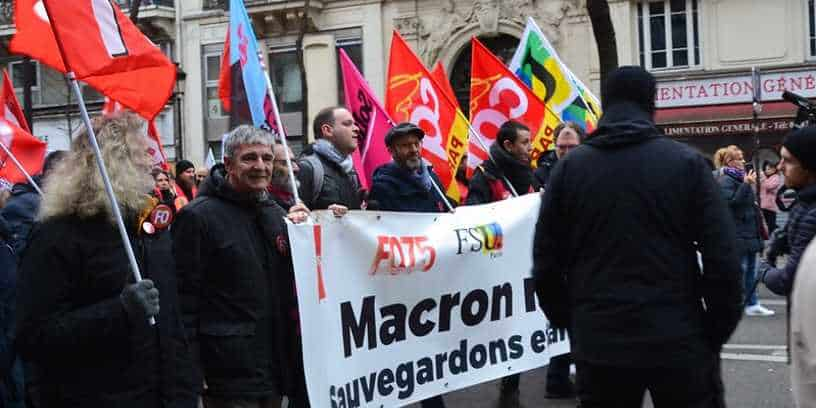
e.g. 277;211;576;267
466;120;538;205
368;123;448;212
761;127;816;295
367;123;448;407
534;122;584;188
173;125;309;408
533;66;743;407
297;106;363;214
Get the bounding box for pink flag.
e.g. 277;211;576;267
339;49;393;190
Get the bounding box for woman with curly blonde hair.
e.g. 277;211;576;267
16;112;198;408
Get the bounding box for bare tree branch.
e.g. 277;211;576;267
586;0;619;102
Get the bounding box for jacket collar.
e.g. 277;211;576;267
584;102;661;149
797;183;816;204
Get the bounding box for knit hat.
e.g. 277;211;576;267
175;160;195;177
783;127;816;171
385;122;425;147
602;66;657;114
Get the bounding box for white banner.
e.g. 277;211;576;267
288;194;569;408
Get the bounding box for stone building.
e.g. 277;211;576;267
0;1;814;166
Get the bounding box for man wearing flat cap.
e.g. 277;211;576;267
761;127;816;295
366;122;448;408
367;123;449;213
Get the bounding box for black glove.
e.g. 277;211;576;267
120;279;160;320
766;228;789;265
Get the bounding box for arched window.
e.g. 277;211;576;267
450;34;519;117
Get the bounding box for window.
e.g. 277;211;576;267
810;0;816;57
204;52;225;118
269;49;303;113
8;60;40;106
336;39;363;104
638;0;700;70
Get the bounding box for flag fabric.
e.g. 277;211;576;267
0;118;46;188
217;0;279;135
385;31;469;202
508;17;601;133
103;97;168;170
339;48;393;190
0;70;30;133
430;63;458;104
469;37;559;171
10;0;177;120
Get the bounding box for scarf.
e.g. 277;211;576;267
313;139;355;174
488;142;535;194
723;166;745;181
406;160;433;192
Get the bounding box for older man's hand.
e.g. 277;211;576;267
287;203;311;224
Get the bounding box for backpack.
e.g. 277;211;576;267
302;155;325;203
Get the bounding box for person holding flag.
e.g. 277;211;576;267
15;112;198;408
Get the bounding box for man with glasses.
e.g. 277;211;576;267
534;122;585;188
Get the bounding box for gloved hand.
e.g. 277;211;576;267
120;279;160;320
766;228;789;265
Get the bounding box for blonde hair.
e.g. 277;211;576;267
713;145;741;170
39;112;154;223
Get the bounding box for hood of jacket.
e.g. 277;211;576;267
584;102;662;149
198;165;274;209
482;142;536;194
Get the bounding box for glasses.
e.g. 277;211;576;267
556;144;578;150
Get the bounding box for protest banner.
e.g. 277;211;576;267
287;194;569;407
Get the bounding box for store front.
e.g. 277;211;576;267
654;67;816;161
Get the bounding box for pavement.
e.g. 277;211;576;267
407;286;793;408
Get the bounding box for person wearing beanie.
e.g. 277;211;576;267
533;66;742;406
760;127;816;296
758;127;816;406
174;159;197;209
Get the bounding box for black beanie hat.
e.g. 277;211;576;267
783;127;816;171
176;160;195;177
602;65;657;114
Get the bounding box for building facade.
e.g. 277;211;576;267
0;1;812;167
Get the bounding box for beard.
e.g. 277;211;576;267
401;156;421;170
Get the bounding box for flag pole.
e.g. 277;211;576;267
429;176;455;212
41;0;154;325
0;141;42;195
259;53;301;204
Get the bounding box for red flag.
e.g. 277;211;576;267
217;31;232;113
430;63;458;106
385;31;469;202
469;38;559;172
0;70;30;133
10;0;176;120
103;97;168;170
0;119;46;187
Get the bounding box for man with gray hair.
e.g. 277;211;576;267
173;125;309;408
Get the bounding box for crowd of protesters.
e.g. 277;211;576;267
0;65;815;408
